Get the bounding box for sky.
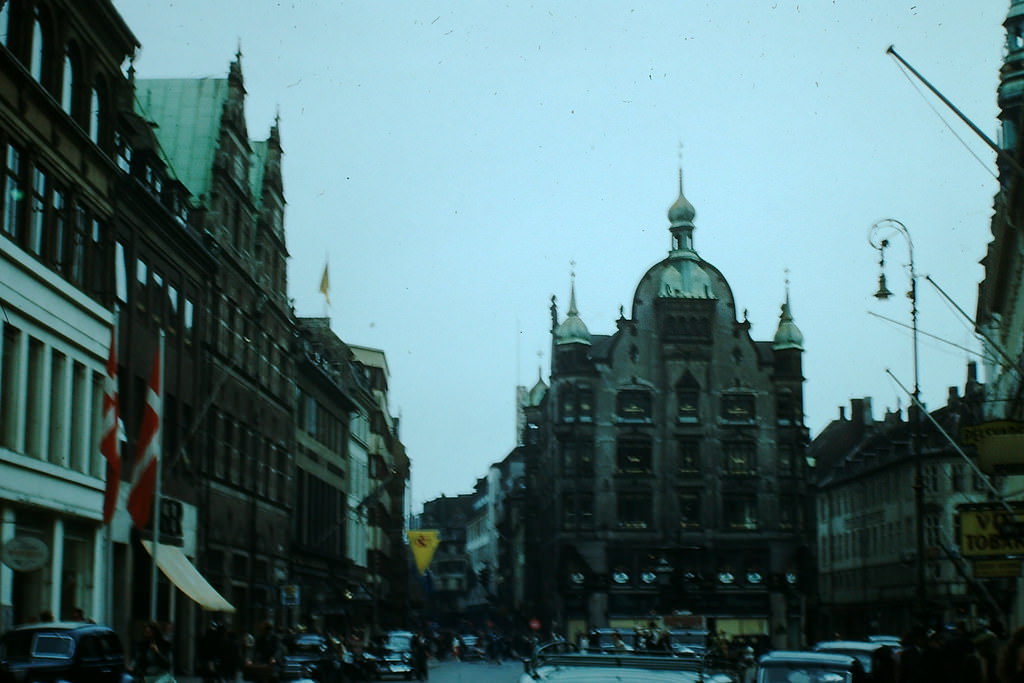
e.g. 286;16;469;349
113;1;1008;512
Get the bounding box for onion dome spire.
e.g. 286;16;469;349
668;166;697;254
554;269;591;346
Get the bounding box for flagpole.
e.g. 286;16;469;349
149;330;164;622
106;307;119;627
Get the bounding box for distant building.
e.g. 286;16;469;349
528;173;813;647
808;373;1001;638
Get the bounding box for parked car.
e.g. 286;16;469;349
278;633;340;682
812;640;897;681
0;621;126;683
520;640;736;683
367;630;415;679
667;629;709;655
756;650;863;683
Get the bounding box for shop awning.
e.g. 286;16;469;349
141;540;235;613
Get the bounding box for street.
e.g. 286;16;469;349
423;657;523;683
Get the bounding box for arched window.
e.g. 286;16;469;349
0;1;11;47
88;83;102;144
61;46;78;115
30;15;45;82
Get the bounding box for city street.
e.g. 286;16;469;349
425;657;523;683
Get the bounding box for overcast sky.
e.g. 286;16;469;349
114;1;1007;511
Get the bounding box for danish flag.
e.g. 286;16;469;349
127;347;161;529
99;327;120;524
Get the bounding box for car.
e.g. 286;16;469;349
278;633;341;682
812;640;897;681
0;621;126;683
520;640;737;683
668;628;709;655
457;633;486;660
756;650;863;683
367;630;415;680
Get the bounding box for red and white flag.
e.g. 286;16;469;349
99;327;120;524
127;347;161;529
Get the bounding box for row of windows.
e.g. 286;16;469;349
561;491;803;531
1;2;107;146
819;513;941;567
558;384;796;424
0;323;104;477
201;409;288;502
818;463;987;520
296;389;346;453
2;142;108;298
559;438;803;478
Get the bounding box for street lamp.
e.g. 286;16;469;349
868;218;926;617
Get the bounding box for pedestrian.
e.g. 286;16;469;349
244;621;279;683
998;626;1024;683
411;630;429;680
132;621;174;683
197;620;224;683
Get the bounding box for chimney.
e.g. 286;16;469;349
850;397;873;426
839;406;846;421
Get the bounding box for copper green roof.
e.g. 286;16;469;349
133;78;230;203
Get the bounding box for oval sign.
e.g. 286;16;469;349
2;536;49;572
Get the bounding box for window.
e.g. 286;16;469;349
616;389;652;422
167;284;179;330
69;206;88;286
61;48;77;115
721;393;756;422
135;258;149;310
114;242;128;302
677;438;700;474
183;298;195;343
3;144;25;238
724;495;758;530
724;441;756;475
89;85;101;145
617;492;651;529
777;442;796;475
50;187;67;272
563;493;594;530
27;168;46;254
561;441;594;477
1;323;22;450
617;436;652;475
151;272;164;320
679;493;701;528
776;388;795;423
30;16;45;83
779;495;801;529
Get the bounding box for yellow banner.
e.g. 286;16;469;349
407;530;440;575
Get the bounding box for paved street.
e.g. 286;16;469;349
423;657;523;683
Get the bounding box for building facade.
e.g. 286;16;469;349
530;176;813;646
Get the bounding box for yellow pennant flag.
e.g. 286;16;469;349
407;529;440;575
318;263;330;305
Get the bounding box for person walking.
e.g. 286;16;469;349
132;621;175;683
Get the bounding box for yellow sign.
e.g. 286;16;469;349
973;559;1021;578
407;529;440;575
960;420;1024;474
958;504;1024;558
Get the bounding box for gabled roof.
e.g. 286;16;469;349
133;78;230;202
249;139;268;208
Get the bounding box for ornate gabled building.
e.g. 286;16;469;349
133;54;294;632
530;173;813;647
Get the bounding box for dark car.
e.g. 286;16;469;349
520;640;737;683
812;640;897;682
756;650;863;683
0;621;126;683
278;633;340;682
367;631;415;680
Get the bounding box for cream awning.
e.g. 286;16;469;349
141;540;235;613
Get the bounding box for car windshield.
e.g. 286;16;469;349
760;663;850;683
385;634;412;651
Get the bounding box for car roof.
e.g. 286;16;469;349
6;621;112;634
760;650;859;666
814;640;890;652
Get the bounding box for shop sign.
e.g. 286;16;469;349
973;559;1021;578
281;584;300;606
2;536;49;572
957;503;1024;558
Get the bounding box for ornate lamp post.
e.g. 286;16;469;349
868;218;926;618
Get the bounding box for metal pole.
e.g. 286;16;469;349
869;219;926;620
150;331;165;622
